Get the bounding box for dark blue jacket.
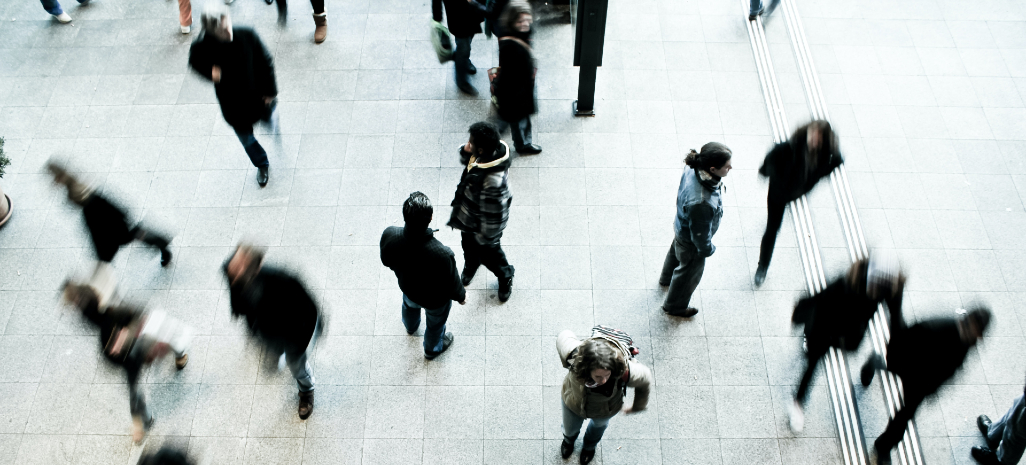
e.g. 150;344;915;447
673;167;722;257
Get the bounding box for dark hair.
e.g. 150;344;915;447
965;306;992;336
403;191;433;229
799;119;837;161
468;122;500;157
500;0;533;34
570;338;626;384
684;142;732;172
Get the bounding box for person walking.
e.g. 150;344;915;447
223;244;320;419
448;122;516;302
659;143;732;318
61;281;191;443
264;0;329;42
492;1;541;154
380;192;466;359
189;3;278;187
556;328;652;465
749;0;780;21
974;377;1026;464
863;307;992;464
754;120;842;286
788;253;905;432
38;0;87;23
432;0;488;94
48;161;173;268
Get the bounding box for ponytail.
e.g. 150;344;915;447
684;142;732;172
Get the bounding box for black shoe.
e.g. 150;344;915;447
971;446;1000;465
861;354;884;387
658;278;670;287
425;332;454;360
754;266;767;287
257;167;269;187
875;441;892;465
749;13;757;20
516;144;542;155
978;414;992;437
468;62;477;75
560;440;574;459
160;249;173;267
498;277;513;302
579;449;595;465
461;267;477;286
663;306;699;318
298;391;314;420
457;83;478;96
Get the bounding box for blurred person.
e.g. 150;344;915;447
264;0;329;43
432;0;489;94
448;122;516;302
484;0;510;38
380;192;466;359
223;244;320;419
863;307;992;464
788;253;905;432
974;376;1026;464
754;120;842;286
659;143;732;318
38;0;88;23
556;328;652;464
47;161;173;268
189;3;278;187
178;0;192;33
61;281;192;443
137;446;195;465
749;0;780;21
492;1;541;154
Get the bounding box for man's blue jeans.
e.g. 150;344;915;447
234;128;270;168
562;401;612;451
988;394;1026;464
40;0;88;15
401;295;451;354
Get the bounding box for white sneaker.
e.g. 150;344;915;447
180;25;191;34
788;400;805;433
55;12;72;23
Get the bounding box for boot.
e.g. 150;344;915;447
298;391;314;420
313;13;327;44
498;277;513;302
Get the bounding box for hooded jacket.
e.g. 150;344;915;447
188;27;277;130
759;126;844;204
380;225;467;309
448;141;512;241
673;167;722;257
556;330;652;420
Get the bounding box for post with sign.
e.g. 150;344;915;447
572;0;609;116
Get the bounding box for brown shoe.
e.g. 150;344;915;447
298;391;314;420
313;13;327;44
175;353;189;370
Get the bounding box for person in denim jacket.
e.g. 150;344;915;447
659;142;732;318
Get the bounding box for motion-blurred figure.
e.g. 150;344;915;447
556;327;652;465
138;446;195;465
48;161;173;268
38;0;88;23
974;377;1026;464
754;120;842;286
189;3;278;187
264;0;328;43
223;244;320;419
492;1;541;154
863;307;991;464
788;253;904;432
61;281;191;443
448;122;516;302
380;192;466;359
659;143;732;318
749;0;780;21
432;0;488;94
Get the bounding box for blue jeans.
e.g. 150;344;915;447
562;401;612;451
401;295;451;354
750;0;780;16
453;36;473;88
234;128;269;168
40;0;87;15
989;394;1026;464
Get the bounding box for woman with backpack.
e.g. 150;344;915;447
556;328;653;464
491;1;541;154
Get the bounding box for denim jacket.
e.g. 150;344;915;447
673;167;723;257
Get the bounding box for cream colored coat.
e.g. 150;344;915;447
557;330;653;419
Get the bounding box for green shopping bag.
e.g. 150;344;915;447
431;20;454;63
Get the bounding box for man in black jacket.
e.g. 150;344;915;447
754;120;842;286
433;0;488;94
189;4;278;187
381;192;466;359
862;307;991;464
224;244;320;419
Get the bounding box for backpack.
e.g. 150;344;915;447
590;325;640;396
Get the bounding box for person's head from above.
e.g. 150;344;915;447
226;243;265;286
60;280;98;313
46;160;93;204
402;191;433;231
570;338;626;388
803;119;836;158
684;142;733;178
502;1;533;34
201;3;233;42
465;122;500;159
959;306;991;345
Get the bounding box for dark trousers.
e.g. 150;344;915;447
453;36;474;88
461;231;514;280
401;295;452;354
795;339;829;405
273;0;325;16
659;237;705;312
124;359;151;423
758;198;788;269
234;126;270;168
875;383;932;454
131;226;171;253
495;117;533;151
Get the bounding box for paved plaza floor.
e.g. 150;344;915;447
0;0;1025;463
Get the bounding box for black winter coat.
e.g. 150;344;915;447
81;193;135;262
225;266;319;354
886;318;969;393
759;126;843;204
188;28;277;130
380;226;466;309
793;276;903;352
495;33;536;121
433;0;487;38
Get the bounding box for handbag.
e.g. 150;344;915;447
430;20;454;63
